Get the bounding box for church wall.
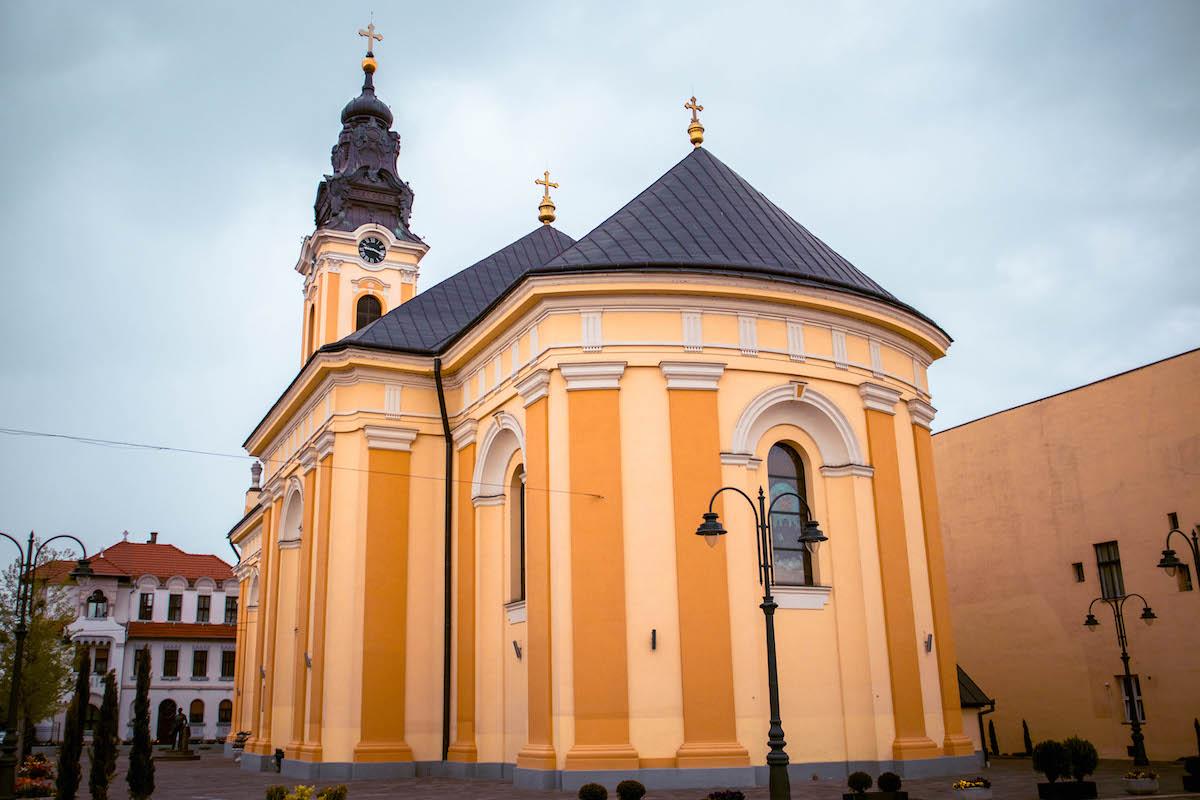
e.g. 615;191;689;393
270;543;298;750
618;366;686;762
546;371;577;769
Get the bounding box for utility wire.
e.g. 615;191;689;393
0;425;603;499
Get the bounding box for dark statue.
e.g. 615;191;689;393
172;710;191;753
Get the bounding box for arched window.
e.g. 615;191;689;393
218;699;233;725
509;466;526;602
86;589;108;619
767;443;813;586
306;303;316;357
189;699;204;724
356;295;382;330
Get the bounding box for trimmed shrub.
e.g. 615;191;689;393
988;719;999;757
1032;740;1069;784
57;649;90;800
848;772;873;793
878;772;902;792
317;786;348;800
616;780;645;800
1063;737;1098;781
89;670;120;800
578;783;608;800
126;647;154;800
1022;720;1034;756
265;787;288;800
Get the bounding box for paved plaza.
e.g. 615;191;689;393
90;752;1194;800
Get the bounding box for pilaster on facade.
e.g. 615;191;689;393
363;425;418;451
452;419;479;450
859;382;902;414
659;361;725;390
560;361;626;391
515;369;551;406
314;429;336;459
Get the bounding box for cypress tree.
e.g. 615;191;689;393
988;718;999;757
126;647;155;800
1022;719;1034;756
88;670;119;800
55;649;90;800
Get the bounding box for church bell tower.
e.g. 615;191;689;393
295;23;428;364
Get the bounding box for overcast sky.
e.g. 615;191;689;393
1;1;1197;559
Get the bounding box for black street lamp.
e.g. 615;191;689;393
1082;593;1156;767
696;486;827;800
1156;518;1199;584
0;532;90;800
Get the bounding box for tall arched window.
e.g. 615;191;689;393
768;443;813;586
356;295;382;330
85;589;108;619
189;699;204;724
509;466;526;602
218;699;233;725
306;304;316;357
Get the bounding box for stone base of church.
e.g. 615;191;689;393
239;751;275;772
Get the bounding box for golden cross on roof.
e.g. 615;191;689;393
535;170;559;200
358;21;383;53
536;170;559;224
685;96;704;123
685;95;705;148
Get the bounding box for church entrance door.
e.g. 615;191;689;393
156;699;177;743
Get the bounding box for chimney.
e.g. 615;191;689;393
149;531;158;544
245;461;264;514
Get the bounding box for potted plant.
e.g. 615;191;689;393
578;783;608;800
1183;757;1200;793
953;776;992;800
1062;737;1099;800
1123;770;1158;795
616;780;645;800
844;771;873;800
876;771;907;800
1033;740;1070;800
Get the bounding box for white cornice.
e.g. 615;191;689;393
363;426;418;451
299;447;318;472
472;494;505;507
659;361;726;390
452;419;479;450
859;382;902;414
515;369;551;406
315;430;336;459
820;464;875;478
277;538;302;550
560;361;626;391
907;398;936;429
720;452;763;470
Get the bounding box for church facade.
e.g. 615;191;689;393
227;32;978;789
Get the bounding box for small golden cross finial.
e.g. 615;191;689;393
685;95;705;148
358;21;383;53
535;170;560;224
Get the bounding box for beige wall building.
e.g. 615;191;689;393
936;348;1200;760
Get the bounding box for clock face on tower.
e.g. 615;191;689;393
358;237;386;264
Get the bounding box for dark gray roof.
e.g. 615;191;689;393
534;147;897;303
958;665;993;708
338;224;575;354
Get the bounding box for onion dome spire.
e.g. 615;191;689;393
314;22;420;242
685;95;704;148
535;170;559;225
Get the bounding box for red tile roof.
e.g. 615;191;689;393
41;540;233;584
126;622;236;640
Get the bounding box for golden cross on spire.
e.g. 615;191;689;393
536;170;560;224
358;21;383;53
684;95;705;148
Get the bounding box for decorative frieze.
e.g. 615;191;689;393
560;362;626;391
682;311;703;352
786;321;805;361
869;340;884;377
659;361;725;390
384;384;402;417
737;315;758;356
832;329;849;369
581;311;603;352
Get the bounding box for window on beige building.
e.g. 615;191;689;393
1094;541;1125;599
768;443;814;586
1119;675;1145;723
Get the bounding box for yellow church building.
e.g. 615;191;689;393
226;28;980;790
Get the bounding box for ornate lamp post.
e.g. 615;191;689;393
1082;593;1157;766
0;532;90;800
696;486;827;800
1156;517;1199;584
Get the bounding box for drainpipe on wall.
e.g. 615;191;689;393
434;357;453;762
978;700;996;768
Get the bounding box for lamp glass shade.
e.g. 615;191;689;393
71;558;93;578
1140;607;1157;626
799;519;828;555
1157;549;1181;577
1084;613;1099;630
696;512;726;548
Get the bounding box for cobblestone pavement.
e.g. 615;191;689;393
95;752;1194;800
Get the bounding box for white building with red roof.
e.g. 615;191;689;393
44;531;239;744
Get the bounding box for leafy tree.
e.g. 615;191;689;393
126;646;154;800
1022;719;1034;755
56;649;89;800
988;718;999;757
88;670;119;800
0;548;78;756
